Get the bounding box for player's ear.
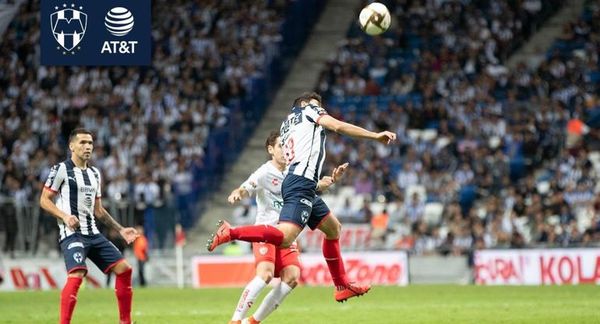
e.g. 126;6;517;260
267;145;274;155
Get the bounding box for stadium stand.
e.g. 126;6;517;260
310;0;600;254
2;0;600;260
0;0;325;255
231;0;600;256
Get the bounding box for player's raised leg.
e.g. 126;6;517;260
206;220;301;252
318;212;371;302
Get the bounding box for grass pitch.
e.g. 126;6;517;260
0;285;598;323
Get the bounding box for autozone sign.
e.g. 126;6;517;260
474;249;600;285
192;251;408;288
299;252;408;286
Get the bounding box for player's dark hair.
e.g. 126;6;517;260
69;128;94;143
265;130;280;151
293;92;322;107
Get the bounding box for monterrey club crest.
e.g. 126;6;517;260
50;4;87;53
73;251;84;263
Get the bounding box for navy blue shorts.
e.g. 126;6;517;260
60;233;124;274
279;174;331;230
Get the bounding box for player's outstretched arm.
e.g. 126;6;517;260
227;187;250;204
39;188;80;230
94;198;139;244
318;115;397;144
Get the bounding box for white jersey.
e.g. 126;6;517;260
280;104;327;182
240;161;285;226
44;160;102;240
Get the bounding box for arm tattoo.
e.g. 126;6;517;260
96;208;123;231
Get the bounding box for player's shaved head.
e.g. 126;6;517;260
265;130;280;151
293;92;322;107
69;128;94;143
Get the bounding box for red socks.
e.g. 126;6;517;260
115;268;133;324
322;238;349;289
230;224;284;246
60;276;83;324
60;269;132;324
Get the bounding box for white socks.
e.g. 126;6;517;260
232;277;268;321
252;282;293;321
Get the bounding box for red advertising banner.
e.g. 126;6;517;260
0;259;105;291
474;249;600;285
192;251;408;288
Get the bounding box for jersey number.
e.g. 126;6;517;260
284;138;295;164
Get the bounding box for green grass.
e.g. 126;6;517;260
0;285;598;323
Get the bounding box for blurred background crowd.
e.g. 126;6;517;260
2;0;600;260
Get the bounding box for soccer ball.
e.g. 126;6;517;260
358;2;391;36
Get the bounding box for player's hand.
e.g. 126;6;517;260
62;215;80;230
228;189;243;204
331;162;349;182
120;227;139;244
318;176;335;191
375;131;397;144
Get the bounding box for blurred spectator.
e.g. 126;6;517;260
133;225;148;287
405;193;424;225
134;174;159;249
370;208;389;247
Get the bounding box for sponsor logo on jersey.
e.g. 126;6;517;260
67;242;84;249
300;198;313;207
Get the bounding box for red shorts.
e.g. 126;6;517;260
252;242;301;278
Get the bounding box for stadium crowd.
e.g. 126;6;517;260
0;0;289;254
304;0;600;255
2;0;600;260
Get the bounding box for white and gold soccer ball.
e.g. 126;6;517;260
358;2;391;36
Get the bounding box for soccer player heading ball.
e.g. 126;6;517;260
226;130;349;323
208;92;396;302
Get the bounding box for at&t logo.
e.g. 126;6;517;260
101;7;138;54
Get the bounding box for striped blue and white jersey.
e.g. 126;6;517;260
44;159;102;240
280;104;327;182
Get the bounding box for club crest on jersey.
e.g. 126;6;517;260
271;178;279;186
50;4;87;52
73;251;84;263
259;246;269;255
301;210;309;224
